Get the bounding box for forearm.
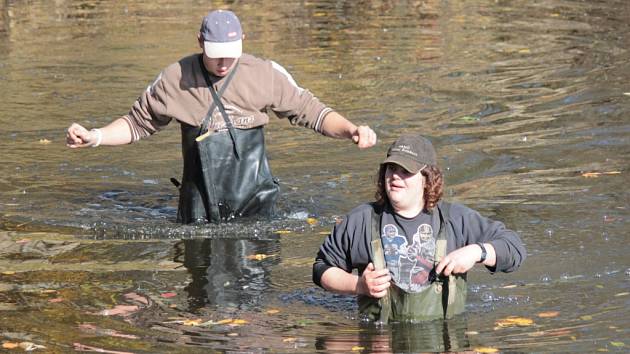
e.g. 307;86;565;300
479;242;497;268
320;267;360;295
320;111;357;139
98;117;134;145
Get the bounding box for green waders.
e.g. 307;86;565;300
358;202;467;323
175;55;280;224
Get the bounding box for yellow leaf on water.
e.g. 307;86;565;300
581;171;621;178
501;284;517;289
614;292;629;297
306;217;318;225
581;315;593;321
216;318;234;325
464;331;479;335
519;48;531;54
2;342;19;349
227;332;239;337
247;253;272;261
283;337;296;343
624;92;630;96
474;347;499;353
351;346;365;351
495;316;534;327
318;231;330;235
596;284;604;289
231;319;248;325
266;309;280;314
1;271;15;275
610;341;625;347
597;348;609;352
274;230;292;234
183;319;203;326
39;139;51;144
538;311;560;318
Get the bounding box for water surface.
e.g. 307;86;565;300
0;0;628;352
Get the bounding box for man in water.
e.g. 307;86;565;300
66;9;377;223
313;133;526;322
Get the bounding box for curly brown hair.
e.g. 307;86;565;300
375;164;444;211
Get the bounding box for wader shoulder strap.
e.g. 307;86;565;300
197;55;241;159
436;201;459;313
369;204;391;324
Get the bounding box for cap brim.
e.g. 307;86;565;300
204;40;242;58
382;156;426;174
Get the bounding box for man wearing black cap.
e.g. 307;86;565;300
65;10;377;223
312;133;526;322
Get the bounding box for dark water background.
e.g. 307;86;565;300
0;0;628;352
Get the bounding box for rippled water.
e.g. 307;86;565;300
0;0;628;352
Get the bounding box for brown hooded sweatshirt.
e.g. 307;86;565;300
122;53;333;141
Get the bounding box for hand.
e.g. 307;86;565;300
435;244;481;276
357;263;391;298
351;125;377;149
66;123;98;148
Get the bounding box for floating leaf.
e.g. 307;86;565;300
306;217;318;225
247;253;272;261
99;305;139;317
519;48;531;54
266;309;280;314
231;319;248;325
2;342;19;349
538;311;559;318
458;115;479;122
160;292;177;298
39;139;51;144
581;171;621;178
614;292;629;297
217;318;234;325
227;332;239;337
580;315;593;321
624;93;630;96
183;319;203;326
495;316;534;327
596;285;604;289
2;271;15;275
40;289;57;294
274;230;292;234
283;337;296;343
474;347;499;353
352;346;365;351
318;231;330;235
501;284;517;289
464;331;479;335
610;341;625;347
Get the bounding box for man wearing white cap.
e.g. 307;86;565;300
66;10;377;223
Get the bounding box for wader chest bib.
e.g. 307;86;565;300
358;202;467;323
176;55;280;224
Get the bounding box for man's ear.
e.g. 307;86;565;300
197;33;204;49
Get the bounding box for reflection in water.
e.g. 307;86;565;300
175;237;278;312
316;317;470;353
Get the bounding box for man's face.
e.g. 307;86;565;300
198;35;238;77
202;56;237;77
385;163;424;214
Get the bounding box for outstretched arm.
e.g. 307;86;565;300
320;111;377;149
66;117;133;148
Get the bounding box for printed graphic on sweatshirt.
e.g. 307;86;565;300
382;223;435;292
208;104;256;131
